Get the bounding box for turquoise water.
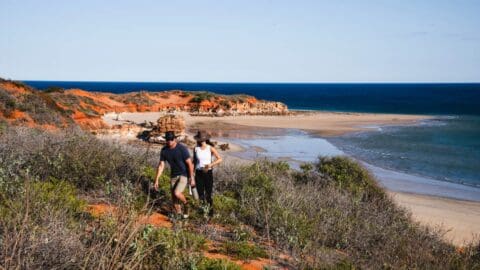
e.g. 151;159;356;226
330;116;480;188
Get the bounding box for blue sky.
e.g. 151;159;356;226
1;0;479;82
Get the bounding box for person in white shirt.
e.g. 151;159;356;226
193;130;222;216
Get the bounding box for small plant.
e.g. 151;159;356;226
212;194;239;224
221;241;268;260
43;86;64;93
196;257;241;270
190;92;215;103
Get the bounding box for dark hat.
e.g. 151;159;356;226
163;131;178;141
193;130;211;141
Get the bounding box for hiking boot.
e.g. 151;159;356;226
183;203;189;217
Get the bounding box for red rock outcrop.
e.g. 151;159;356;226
1;79;289;131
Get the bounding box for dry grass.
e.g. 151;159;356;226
1;125;479;269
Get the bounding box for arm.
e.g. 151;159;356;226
186;158;195;187
206;147;223;169
154;160;165;191
192;147;198;167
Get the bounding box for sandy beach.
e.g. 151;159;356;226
390;192;480;246
102;111;480;246
103;111;430;137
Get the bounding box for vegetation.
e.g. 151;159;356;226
0;80;72;126
221;241;268;260
190;92;216;103
43;86;65;93
212;160;480;269
1;125;479;269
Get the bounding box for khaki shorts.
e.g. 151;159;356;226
170;175;188;194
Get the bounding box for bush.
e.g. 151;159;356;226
43;86;65;93
316;156;386;201
196;258;241;270
138;226;206;269
0;178;87;269
212;193;239;224
190;92;215;103
213;159;480;269
0;126;157;192
0;89;17;116
221;241;268;260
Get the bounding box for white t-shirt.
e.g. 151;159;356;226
194;145;213;170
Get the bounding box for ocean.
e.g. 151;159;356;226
26;81;480;199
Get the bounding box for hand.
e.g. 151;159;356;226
190;177;196;188
203;164;210;172
154;181;159;191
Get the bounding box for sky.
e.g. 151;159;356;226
1;0;479;82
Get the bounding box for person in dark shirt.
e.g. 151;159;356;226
154;131;195;218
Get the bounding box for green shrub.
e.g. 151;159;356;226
316;156;385;201
190;92;215;103
221;241;268;260
212;194;239;224
43;86;64;93
0;178;85;223
140;226;206;268
196;257;241;270
31;179;86;214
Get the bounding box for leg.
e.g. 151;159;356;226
171;176;187;214
173;176;188;214
196;171;206;202
205;170;214;215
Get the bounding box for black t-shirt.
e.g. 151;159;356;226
160;143;191;177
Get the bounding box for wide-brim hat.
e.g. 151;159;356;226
162;131;179;141
193;130;211;141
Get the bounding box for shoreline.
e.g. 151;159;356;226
101;110;480;246
102;111;431;137
389;191;480;246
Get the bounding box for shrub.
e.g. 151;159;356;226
196;258;241;270
0;89;17;116
140;226;206;269
213;159;480;269
0;126;157;192
43;86;64;93
221;241;268;260
0;178;87;269
212;194;239;224
190;92;215;103
316;156;386;201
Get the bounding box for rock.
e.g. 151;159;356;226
142;114;186;144
219;143;229;151
152;114;185;135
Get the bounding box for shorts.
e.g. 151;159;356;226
170;175;188;194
